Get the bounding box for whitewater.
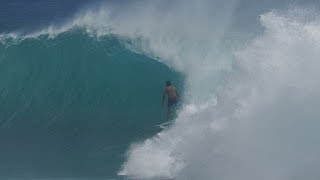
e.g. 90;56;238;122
1;0;320;179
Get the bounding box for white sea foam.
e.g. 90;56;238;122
117;5;320;180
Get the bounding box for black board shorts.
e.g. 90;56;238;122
168;97;178;107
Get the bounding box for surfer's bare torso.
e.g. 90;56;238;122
165;86;178;98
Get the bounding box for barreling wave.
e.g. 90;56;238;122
0;28;183;178
1;0;320;179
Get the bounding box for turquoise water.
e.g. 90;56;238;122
0;30;183;178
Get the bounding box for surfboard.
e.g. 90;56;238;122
155;121;174;129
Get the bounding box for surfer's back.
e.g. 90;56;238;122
165;86;177;98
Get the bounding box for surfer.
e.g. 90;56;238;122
162;80;179;121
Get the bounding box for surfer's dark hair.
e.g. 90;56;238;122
166;81;171;86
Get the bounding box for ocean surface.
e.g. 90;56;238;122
1;0;320;180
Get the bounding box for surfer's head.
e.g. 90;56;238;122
166;81;171;87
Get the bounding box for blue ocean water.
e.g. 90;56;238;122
0;0;97;33
0;2;183;179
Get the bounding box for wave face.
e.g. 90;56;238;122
0;30;183;178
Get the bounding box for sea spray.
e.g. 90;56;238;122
119;7;320;180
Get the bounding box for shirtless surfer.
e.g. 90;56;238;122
162;81;179;121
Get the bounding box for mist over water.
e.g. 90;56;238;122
1;0;320;179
